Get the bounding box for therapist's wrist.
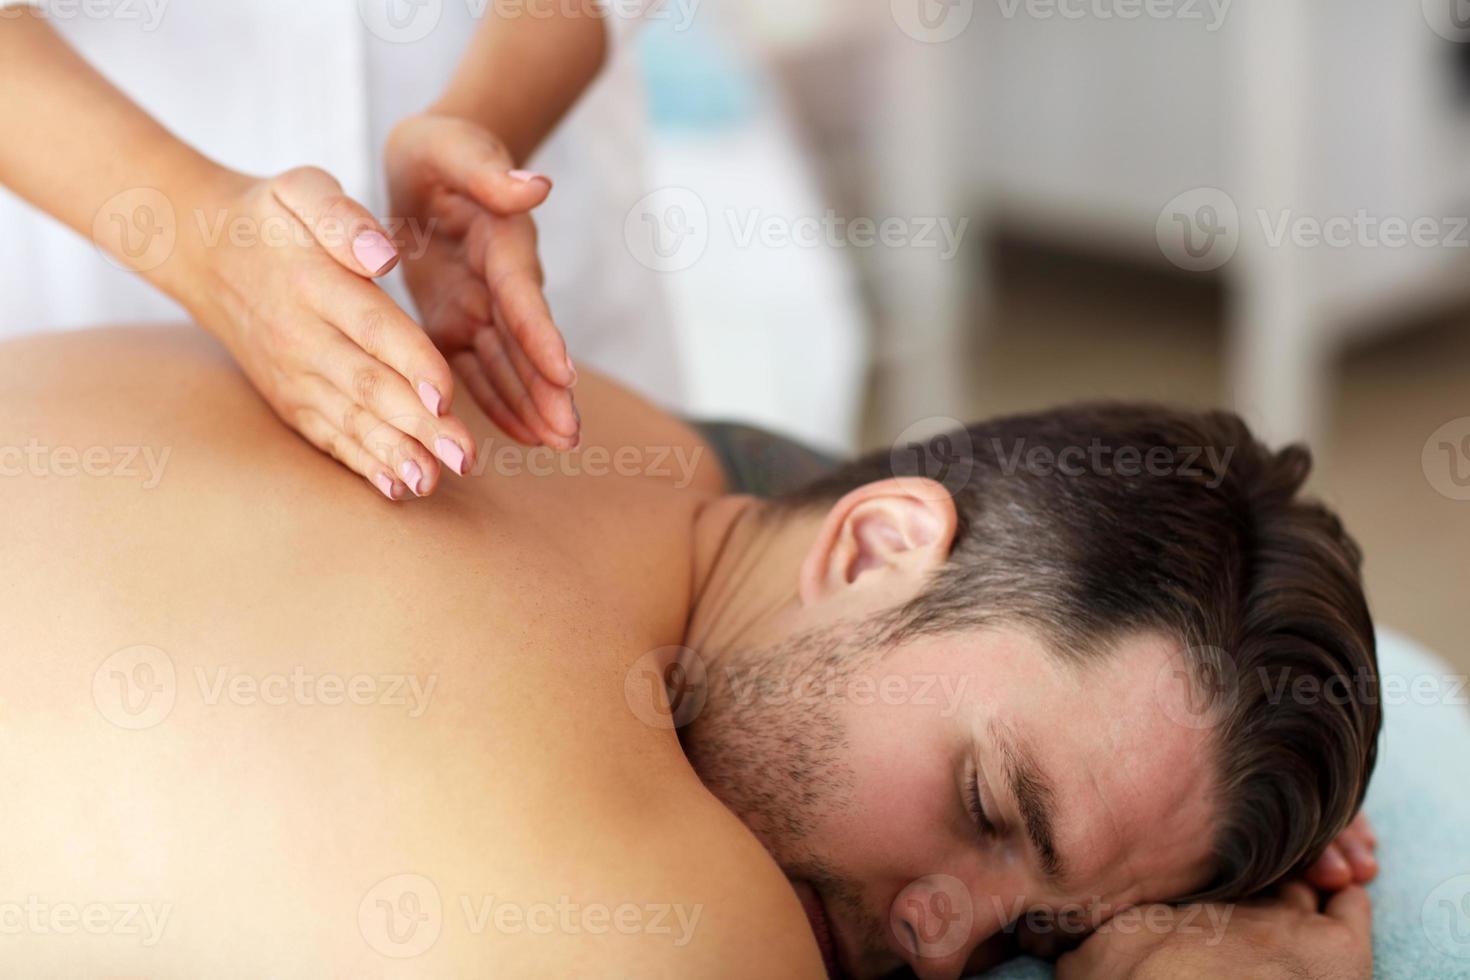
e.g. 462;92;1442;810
140;159;254;329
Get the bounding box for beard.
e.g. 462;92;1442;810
678;620;895;970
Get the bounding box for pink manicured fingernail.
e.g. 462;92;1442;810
435;437;466;476
418;381;443;416
565;355;578;386
353;231;398;275
509;169;551;187
372;472;397;500
400;460;424;496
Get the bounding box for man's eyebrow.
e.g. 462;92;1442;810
988;720;1069;885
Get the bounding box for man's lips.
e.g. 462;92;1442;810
792;879;845;978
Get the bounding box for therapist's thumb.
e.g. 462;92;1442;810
397;116;553;216
271;166;401;278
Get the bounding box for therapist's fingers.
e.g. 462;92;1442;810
473;327;557;448
294;408;408;502
391;114;553;216
411;241;494;354
476;210;577;390
301;375;443;499
493;306;578;448
450;350;540;447
270;166;402;278
310;328;478;478
303;270;460;427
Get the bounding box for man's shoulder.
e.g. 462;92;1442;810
436;774;828;978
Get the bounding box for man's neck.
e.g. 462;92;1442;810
685;495;816;658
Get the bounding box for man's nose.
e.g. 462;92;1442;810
889;873;1007;980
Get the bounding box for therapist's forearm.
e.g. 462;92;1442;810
0;11;237;306
429;0;609;164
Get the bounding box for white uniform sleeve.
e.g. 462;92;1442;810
594;0;656;51
0;0;41;8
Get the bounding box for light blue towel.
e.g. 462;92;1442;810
979;628;1470;979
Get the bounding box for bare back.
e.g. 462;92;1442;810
0;326;821;976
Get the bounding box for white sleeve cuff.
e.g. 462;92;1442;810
594;0;656;51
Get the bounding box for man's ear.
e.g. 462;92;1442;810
797;477;958;606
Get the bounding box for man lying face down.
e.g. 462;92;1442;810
683;407;1381;976
0;327;1378;978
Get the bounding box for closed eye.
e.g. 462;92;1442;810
966;760;1000;841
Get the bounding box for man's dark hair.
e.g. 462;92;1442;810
776;402;1380;903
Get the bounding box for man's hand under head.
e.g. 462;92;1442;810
1055;881;1372;980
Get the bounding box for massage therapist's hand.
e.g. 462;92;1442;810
0;15;477;500
386;113;579;450
1055;882;1373;980
175;168;479;500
